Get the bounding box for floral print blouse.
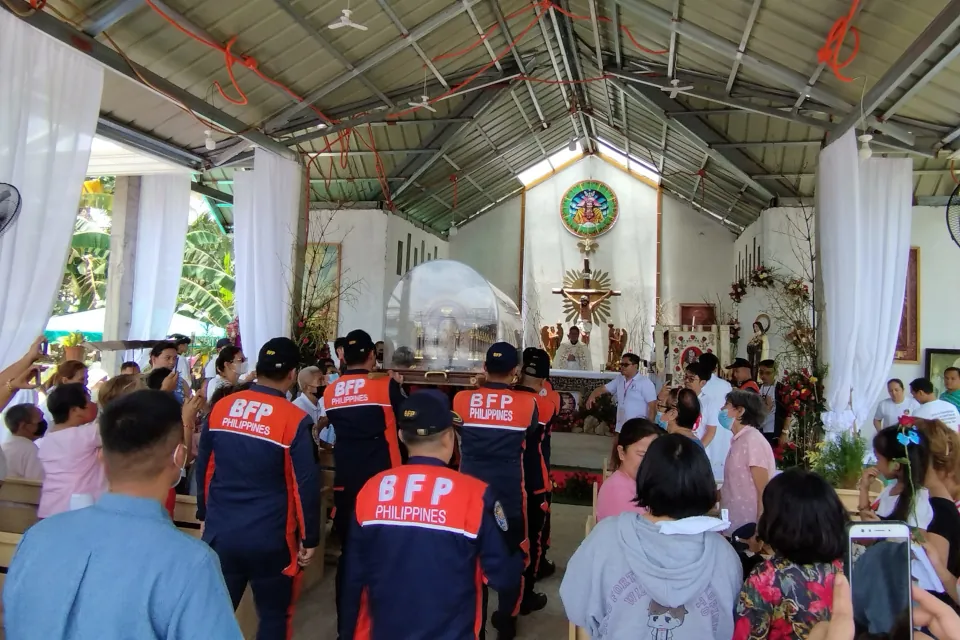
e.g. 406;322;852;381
733;556;843;640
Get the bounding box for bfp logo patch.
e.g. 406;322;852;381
403;409;417;418
493;501;508;532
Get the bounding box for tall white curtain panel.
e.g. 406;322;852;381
818;130;861;432
233;148;302;360
127;174;192;342
0;12;103;368
851;159;912;425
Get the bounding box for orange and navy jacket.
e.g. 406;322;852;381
515;386;557;497
340;457;523;640
453;383;538;518
540;380;561;469
323;370;406;497
195;384;320;567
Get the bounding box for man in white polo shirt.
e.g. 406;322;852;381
698;352;732;404
586;353;657;432
910;377;960;431
684;361;731;481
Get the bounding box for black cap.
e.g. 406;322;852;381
168;334;191;345
215;338;232;349
257;337;299;372
485;342;519;374
725;357;752;370
398;390;463;436
522;348;550;379
343;329;375;363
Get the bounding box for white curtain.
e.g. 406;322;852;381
818;130;913;431
0;12;103;369
233;148;302;361
851;159;913;425
127;174;191;343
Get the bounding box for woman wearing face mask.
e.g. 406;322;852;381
206;346;245;403
720;390;777;536
658;388;702;443
595;419;665;521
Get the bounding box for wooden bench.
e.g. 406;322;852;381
0;478;41;534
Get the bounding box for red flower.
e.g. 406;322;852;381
806;573;835;615
769;618;795;640
733;616;751;640
898;415;916;426
747;564;782;605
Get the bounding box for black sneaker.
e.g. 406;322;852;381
537;559;556;580
520;591;548;615
491;612;517;640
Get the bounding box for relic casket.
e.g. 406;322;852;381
383;260;522;386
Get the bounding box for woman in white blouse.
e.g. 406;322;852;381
873;378;919;431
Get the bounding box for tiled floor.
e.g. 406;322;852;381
291;504;591;639
550;431;611;471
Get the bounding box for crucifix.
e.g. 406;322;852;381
551;237;620;333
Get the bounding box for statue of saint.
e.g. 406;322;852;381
540;323;563;361
747;315;771;376
606;324;627;371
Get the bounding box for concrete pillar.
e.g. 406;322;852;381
102;176;141;375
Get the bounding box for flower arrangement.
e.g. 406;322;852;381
550;469;600;505
778;366;828;466
58;331;86;348
729;279;748;303
749;264;775;288
773;441;801;469
784;278;811;302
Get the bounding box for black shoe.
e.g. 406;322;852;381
537;559;556;580
491;612;517;640
520;591;548;615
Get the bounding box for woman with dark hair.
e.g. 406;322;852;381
873;378;918;431
39;360;88;427
660;387;702;444
149;341;190;402
859;425;932;527
596;418;664;521
206;346;245;403
733;469;848;639
720;389;776;535
561;434;742;639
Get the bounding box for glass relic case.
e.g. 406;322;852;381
383;260;522;386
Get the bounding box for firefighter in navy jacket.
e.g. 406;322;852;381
536;377;560;580
514;348;555;610
453;343;539;640
340;390;522;640
322;329;406;629
195;337;320;640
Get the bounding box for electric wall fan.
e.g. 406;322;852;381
948;183;960;250
0;183;22;238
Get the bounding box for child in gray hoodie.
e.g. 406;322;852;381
561;434;742;639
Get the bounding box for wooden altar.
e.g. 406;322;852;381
653;324;732;385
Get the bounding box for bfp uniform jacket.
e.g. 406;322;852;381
340;457;523;640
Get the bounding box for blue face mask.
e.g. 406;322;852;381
655;411;669;431
718;409;735;430
327;373;340;384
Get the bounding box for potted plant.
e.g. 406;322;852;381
810;431;871;512
58;331;87;362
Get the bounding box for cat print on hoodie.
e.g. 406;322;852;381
647;601;688;640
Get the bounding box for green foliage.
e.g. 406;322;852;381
812;431;867;489
58;331;86;347
56;217;110;314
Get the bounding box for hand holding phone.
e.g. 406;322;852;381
847;522;913;636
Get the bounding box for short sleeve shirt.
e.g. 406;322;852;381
913;400;960;431
604;374;657;432
721;426;776;533
873;398;919;428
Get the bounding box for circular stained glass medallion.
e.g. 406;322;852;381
559;180;619;237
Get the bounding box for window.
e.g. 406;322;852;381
434;245;438;260
405;233;412;272
414;248;419;266
516;141;584;186
420;239;425;265
396;241;404;276
596;137;661;184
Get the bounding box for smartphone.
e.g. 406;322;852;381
847;522;913;636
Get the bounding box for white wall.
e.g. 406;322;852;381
449;196;522;300
449;155;735;363
308;208;448;340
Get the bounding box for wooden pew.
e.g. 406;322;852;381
0;478;41;534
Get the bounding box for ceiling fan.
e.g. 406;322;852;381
661;78;693;99
408;95;437;113
328;5;367;31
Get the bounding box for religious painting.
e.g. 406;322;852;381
552;391;581;433
679;304;716;328
894;247;919;362
670;332;717;375
301;242;341;341
925;349;960;397
559;180;619;238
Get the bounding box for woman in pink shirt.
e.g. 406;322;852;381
37;383;107;518
720;390;777;535
596;418;665;521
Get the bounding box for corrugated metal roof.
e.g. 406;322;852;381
20;0;960;234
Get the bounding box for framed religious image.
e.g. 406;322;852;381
679;304;717;328
924;349;960;397
679;346;703;368
895;247;919;362
552;391;582;433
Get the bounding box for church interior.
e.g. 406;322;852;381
3;0;960;636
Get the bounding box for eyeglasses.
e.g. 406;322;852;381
619;362;634;368
683;375;697;382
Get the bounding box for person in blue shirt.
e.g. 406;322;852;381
3;389;241;640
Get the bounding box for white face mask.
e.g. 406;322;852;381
171;444;186;488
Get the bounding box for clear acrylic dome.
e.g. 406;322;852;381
384;259;522;374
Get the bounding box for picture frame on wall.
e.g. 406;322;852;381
894;247;919;363
924;349;960;397
679;303;717;328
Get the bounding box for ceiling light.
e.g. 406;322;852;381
448;221;458;237
568;136;579;152
204;130;216;151
858;134;873;160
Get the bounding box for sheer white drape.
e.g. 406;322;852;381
0;12;102;369
818;130;912;431
127;174;191;343
233;149;302;360
851;159;912;425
